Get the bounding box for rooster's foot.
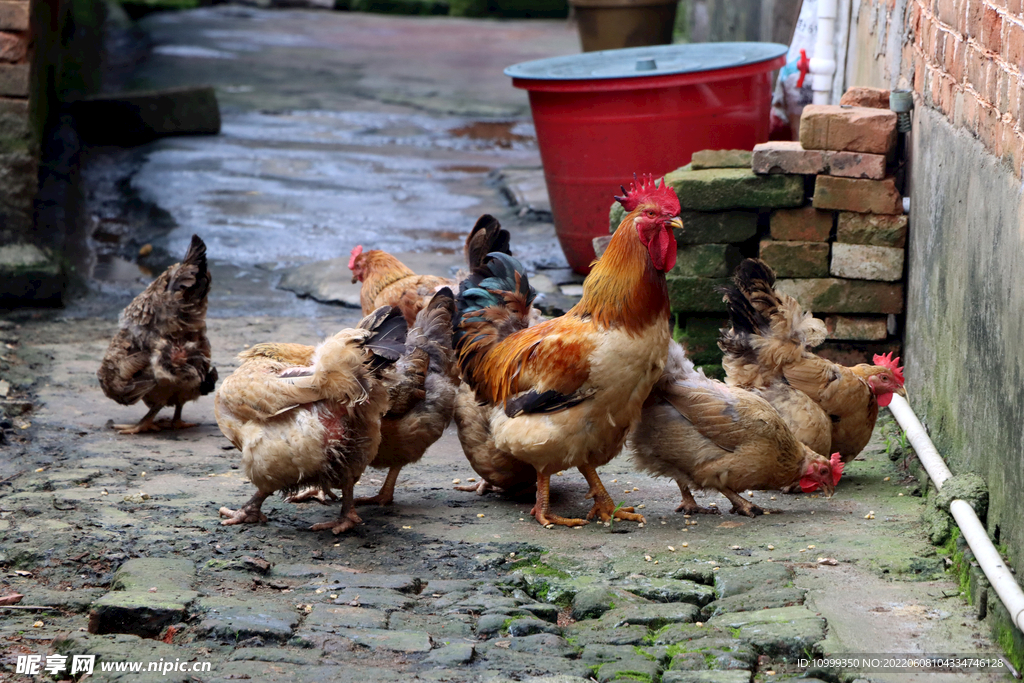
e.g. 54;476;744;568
675;501;721;515
311;510;362;534
219;505;268;525
286;487;337;505
455;480;496;495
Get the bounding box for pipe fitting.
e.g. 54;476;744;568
890;89;914;133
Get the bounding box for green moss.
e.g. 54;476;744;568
612;672;652;683
632;646;656;661
997;624;1024;673
729;627;742;638
507;560;568;579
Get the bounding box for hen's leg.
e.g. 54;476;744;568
219;491;270;525
311;480;361;534
675;482;721;515
169;404;198;430
718;488;765;517
114;404;163;434
286;487;337;504
355;467;400;506
530;470;587;527
579;464;645;523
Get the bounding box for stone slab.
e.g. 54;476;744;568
330;587;416;611
775;278;904;314
71;86;221;144
604;603;701;629
713;562;793;598
759;240;830;278
702;586;806;618
197;596;299;642
111;557;196;591
389;611;475;638
301;603;388;631
334;627;433;652
89;590;198;637
322;572;423;593
824;315;889;341
663;671;752;683
690;149;753;169
616;577;714;606
0;2;29;31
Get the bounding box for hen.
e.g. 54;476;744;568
350;215;511;326
214;307;405;534
455;174;681;527
723;259;906;462
97;234;217;434
355;288;459;505
630;341;839;516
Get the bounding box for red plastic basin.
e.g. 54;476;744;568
507;43;787;273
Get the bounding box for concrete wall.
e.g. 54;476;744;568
848;0;1024;657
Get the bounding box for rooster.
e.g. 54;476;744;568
630;341;840;516
98;235;217;434
455;174;682;527
350;215;511;326
723;259;906;462
214;307;406;534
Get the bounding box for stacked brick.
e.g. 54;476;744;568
607;90;906;368
0;0;35;240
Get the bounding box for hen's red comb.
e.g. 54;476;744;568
348;245;363;271
830;452;845;486
872;352;905;386
614;173;680;214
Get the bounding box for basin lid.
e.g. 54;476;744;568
505;42;788;81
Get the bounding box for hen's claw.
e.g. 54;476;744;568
286;487;337;505
311;509;362;534
219;506;267;525
115;422;162;435
455;480;496;495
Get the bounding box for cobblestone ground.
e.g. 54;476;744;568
0;7;1013;683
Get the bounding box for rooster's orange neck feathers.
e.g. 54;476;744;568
570;211;670;334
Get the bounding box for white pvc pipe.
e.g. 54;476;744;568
887;393;1024;632
810;0;838;104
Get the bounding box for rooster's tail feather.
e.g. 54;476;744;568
464;215;511;272
407;287;457;374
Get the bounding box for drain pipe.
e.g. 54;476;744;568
887;394;1024;632
810;0;838;104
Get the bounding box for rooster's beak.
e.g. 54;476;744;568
669;217;684;232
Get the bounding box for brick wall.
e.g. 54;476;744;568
906;0;1024;176
0;0;35;243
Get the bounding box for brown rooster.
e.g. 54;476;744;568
97;235;217;434
214;307;406;534
630;341;839;516
724;259;906;462
349;215;511;326
455;174;681;527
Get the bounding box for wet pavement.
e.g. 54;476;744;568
0;6;1015;683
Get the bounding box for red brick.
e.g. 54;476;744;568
770;206;834;241
827;150;888;179
799;105;898;155
996;66;1011;113
915;51;926;92
831;243;905;281
839;87;891;108
0;2;27;31
1010;0;1022;13
759;240;831;278
0;62;27;96
963;87;981;130
0;30;26;63
1000;117;1016;158
937;0;960;24
967;0;985;37
982;4;1004;52
836;212;908;247
984;61;999;104
979;102;1001;148
824;315;890;341
1009;81;1022;125
775;278;905;314
946;37;965;80
967;45;988;95
1008;130;1024;176
1007;20;1024;68
752;141;827;174
933;27;947;62
812;176;903;214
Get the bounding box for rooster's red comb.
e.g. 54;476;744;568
614;173;680;214
830;452;845;486
872;352;905;386
348;245;364;271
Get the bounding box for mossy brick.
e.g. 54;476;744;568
110;557;196;591
813;175;902;214
690;149;752;169
603;602;701;629
827;149;887;179
333;627;433;652
824;315;888;340
667;277;730;313
0;31;28;63
197;596;300;642
676;316;728;365
709;606;826;658
89;590;198;637
770;206;832;241
836;211;907;247
0;63;28;95
752;140;826;175
664;167;805;211
663;670;752;683
840;86;891;108
595;656;660;683
617;578;714;606
713;563;793;598
701;586;805;619
0;2;30;31
609;204;758;244
830;243;904;281
572;585;618;620
759;240;830;277
671;243;743;278
799;104;897;155
0;98;33;153
775;278;903;314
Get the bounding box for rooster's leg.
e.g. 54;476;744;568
311;480;361;534
718;488;765;517
579;464;645;524
530;470;587;527
675;482;721;515
114;404;163;434
355;467;400;506
285;487;337;504
219;491;270;525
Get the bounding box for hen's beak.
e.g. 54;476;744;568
350;274;358;284
669;217;684;232
896;386;908;398
821;479;836;498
